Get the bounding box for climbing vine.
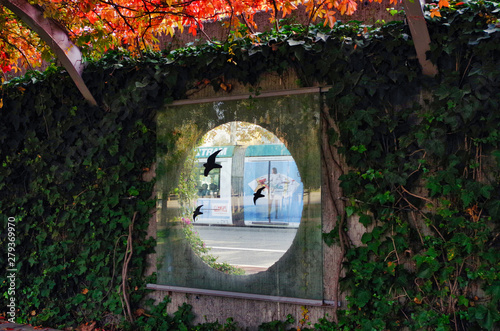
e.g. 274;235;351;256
0;1;499;330
321;2;500;330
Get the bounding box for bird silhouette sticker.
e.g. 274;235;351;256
193;205;203;221
253;186;265;205
203;149;222;176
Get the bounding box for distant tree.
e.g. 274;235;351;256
202;122;281;146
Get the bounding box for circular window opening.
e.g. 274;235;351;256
181;121;304;275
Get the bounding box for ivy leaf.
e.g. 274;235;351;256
323;229;339;246
468;35;491;45
485;281;500;303
287;40;305;46
108;144;119;156
484;25;500;34
426;179;442;196
473;304;496;330
329;81;345;96
346;205;356;217
135;81;148;88
355;289;372;308
361;232;373;244
315;32;329;42
486;200;500;219
416;265;434;279
248;47;261;56
458;295;469;307
359;214;372;226
128;186;140;196
367;240;381;253
79;265;88;274
480;185;492;199
109;194;119;207
461;190;475;207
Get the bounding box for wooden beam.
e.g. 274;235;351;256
169;87;332;106
403;0;438;77
1;0;98;106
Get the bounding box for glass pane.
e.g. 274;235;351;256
156;93;322;299
183;123;304;275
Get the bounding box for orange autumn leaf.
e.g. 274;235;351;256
324;13;337;27
336;0;358;16
430;7;442;18
0;0;441;73
438;0;450;8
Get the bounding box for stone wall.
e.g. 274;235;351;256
143;70;375;329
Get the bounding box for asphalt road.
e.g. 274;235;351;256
194;225;297;274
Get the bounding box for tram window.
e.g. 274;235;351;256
156;93;322;300
195;164;220;198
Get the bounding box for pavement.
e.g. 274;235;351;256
195;225;296;274
0;320;60;331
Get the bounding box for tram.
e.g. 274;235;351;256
193;144;303;227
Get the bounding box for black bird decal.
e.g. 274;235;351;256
253;187;265;205
193;205;203;222
204;150;222;176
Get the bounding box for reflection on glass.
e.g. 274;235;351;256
178;123;302;274
156;93;323;299
244;149;303;226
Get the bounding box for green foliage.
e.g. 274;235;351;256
258;314;295;331
0;1;499;330
180;218;245;275
130;298;193;331
322;1;500;330
0;62;157;329
130;298;239;331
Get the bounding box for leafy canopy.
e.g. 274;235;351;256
0;0;452;74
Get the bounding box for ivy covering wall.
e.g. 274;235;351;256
1;1;499;330
322;2;500;329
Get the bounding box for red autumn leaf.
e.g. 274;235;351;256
0;0;406;71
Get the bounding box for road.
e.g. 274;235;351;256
194;225;297;274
